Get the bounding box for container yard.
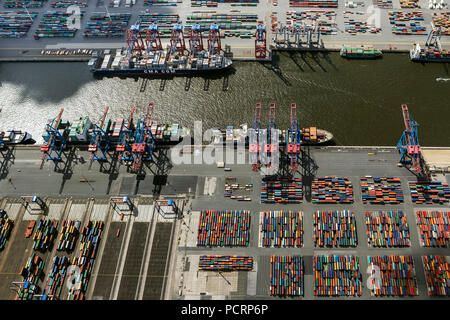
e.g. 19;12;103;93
422;255;450;296
365;211;410;248
198;255;253;271
285;11;337;35
83;13;131;38
0;11;37;39
388;11;426;35
0;210;13;250
367;255;419;296
261;176;303;204
343;11;382;35
32;219;58;252
360;177;404;204
311;176;354;204
197;210;250;247
416;210;450;247
313;210;357;247
260;211;303;247
409;181;450;204
313;255;362;297
270;255;303;296
432;12;450;35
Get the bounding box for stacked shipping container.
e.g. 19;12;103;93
416;211;450;247
261;176;303;203
199;255;253;271
360;176;403;204
365;211;410;247
260;211;303;247
311;176;353;204
409;180;450;204
313;210;357;247
422;255;450;296
270;255;304;296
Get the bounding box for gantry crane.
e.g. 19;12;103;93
126;24;146;58
145;23;162;54
88;106;110;165
265;102;278;166
40;108;66;169
397;104;426;178
249;103;262;172
255;21;266;59
0;108;4;149
116;107;135;163
286;103;301;172
169;23;186;55
189;23;204;56
131;102;155;172
208;23;221;55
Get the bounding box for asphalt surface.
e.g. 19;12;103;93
1;0;450;60
0;146;449;300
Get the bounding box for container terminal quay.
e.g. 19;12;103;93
1;0;450;61
1;106;450;300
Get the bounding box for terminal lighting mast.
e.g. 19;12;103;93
249;103;262;172
255;21;266;59
287;103;301;172
145;23;163;53
126;24;146;57
189;24;204;56
208;23;221;55
88;106;110;166
397;104;426;178
169;23;186;55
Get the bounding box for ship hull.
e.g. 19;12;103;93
340;54;382;59
411;57;450;63
92;65;233;77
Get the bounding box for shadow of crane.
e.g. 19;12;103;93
0;146;16;180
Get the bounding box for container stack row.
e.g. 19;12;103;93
313;210;357;247
84;13;131;38
270;255;304;296
17;253;45;300
367;255;418;296
191;0;219;6
197;210;250;247
260;211;303;247
360;176;403;204
50;0;89;7
185;12;258;38
409;180;450;204
289;0;338;8
0;210;13;250
365;211;410;248
57;220;81;252
32;219;58;251
285;10;337;35
67;220;103;300
136;13;179;37
4;0;45;8
35;11;85;39
311;176;353;204
41;256;69;300
343;11;382;34
432;12;450;35
399;0;420;8
261;176;303;204
416;210;449;247
0;11;37;38
372;0;393;8
388;11;426;35
313;255;362;296
144;0;181;5
422;255;450;296
198;255;253;271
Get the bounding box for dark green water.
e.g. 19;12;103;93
0;52;449;146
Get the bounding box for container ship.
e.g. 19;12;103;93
42;116;190;146
0;130;33;145
88;23;232;77
410;43;450;62
212;125;333;145
340;45;382;59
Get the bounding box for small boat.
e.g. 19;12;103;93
0;130;34;145
340;45;382;59
436;77;450;82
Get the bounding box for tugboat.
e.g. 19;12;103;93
340;45;382;59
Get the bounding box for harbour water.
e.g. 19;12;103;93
0;51;449;146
